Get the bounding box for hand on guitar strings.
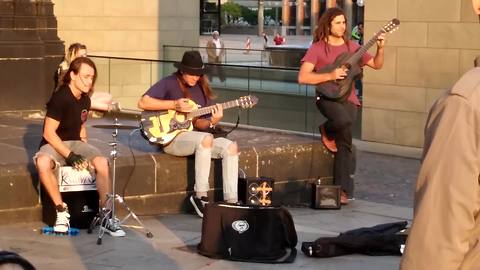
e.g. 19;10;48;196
174;98;193;112
210;104;223;125
330;67;348;81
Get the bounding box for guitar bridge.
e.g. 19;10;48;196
168;119;192;133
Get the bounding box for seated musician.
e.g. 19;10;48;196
137;50;239;218
34;57;125;236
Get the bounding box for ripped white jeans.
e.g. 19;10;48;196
163;131;238;202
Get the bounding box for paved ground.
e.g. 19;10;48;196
0;122;421;269
0;200;411;270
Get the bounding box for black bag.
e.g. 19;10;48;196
301;221;408;258
198;203;298;263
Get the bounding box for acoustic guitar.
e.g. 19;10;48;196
140;95;258;145
316;18;400;100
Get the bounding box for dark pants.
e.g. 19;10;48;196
316;97;358;197
207;61;225;82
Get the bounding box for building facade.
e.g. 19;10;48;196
51;0;480;147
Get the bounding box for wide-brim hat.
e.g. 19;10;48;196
174;50;207;76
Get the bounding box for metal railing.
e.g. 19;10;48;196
89;54;326;134
162;44;308;68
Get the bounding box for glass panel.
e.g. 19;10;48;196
200;13;219;34
90;54;360;137
202;0;219;12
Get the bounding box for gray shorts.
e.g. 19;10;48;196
33;140;103;168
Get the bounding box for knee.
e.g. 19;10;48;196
36;155;54;172
227;142;238;155
91;156;109;172
201;134;213;149
335;118;353;131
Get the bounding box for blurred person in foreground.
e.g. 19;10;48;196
400;1;480;269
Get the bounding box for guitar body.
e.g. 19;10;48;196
140;95;258;145
140;106;196;145
314;18;401;100
315;51;363;100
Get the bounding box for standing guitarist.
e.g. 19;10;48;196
137;50;239;218
298;7;386;204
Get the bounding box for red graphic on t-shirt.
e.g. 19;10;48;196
81;109;88;123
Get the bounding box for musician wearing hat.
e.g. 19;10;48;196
138;50;239;218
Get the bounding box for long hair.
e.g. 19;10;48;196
174;71;214;100
59;43;87;71
313;7;350;52
62;57;97;96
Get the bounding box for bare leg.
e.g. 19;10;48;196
91;156;111;207
36;155;63;206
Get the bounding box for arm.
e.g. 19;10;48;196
44;117;88;170
297;61;347;85
365;34;385;70
193;104;223;131
206;41;216;59
219;40;226;59
80;123;87;143
43;117;71;158
138;95;193;112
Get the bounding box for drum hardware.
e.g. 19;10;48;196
89;118;153;244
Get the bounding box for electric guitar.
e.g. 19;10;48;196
140;95;258;145
316;18;400;100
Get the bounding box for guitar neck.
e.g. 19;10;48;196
347;30;384;66
187;99;240;118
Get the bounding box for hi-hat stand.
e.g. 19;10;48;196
89;119;153;245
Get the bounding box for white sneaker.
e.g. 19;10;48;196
54;203;70;233
190;195;209;218
102;218;126;237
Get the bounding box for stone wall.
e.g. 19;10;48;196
52;0;199;59
51;0;200;109
361;0;480;147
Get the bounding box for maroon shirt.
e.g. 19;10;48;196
302;40;372;106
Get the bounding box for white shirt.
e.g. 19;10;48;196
213;39;221;57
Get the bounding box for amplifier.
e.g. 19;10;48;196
238;177;274;206
311;183;341;209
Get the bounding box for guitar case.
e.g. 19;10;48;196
198;203;298;263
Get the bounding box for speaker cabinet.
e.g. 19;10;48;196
238;177;274;206
311;183;341;209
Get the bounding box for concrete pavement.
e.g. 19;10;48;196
0;199;411;270
0;131;420;269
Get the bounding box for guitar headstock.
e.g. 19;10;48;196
238;95;258;109
381;18;400;34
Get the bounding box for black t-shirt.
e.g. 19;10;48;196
40;85;90;146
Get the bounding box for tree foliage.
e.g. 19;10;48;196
221;2;242;24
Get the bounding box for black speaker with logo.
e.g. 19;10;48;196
311;183;341;209
238;177;274;206
198;203;298;263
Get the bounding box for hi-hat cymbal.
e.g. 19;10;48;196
92;124;139;130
